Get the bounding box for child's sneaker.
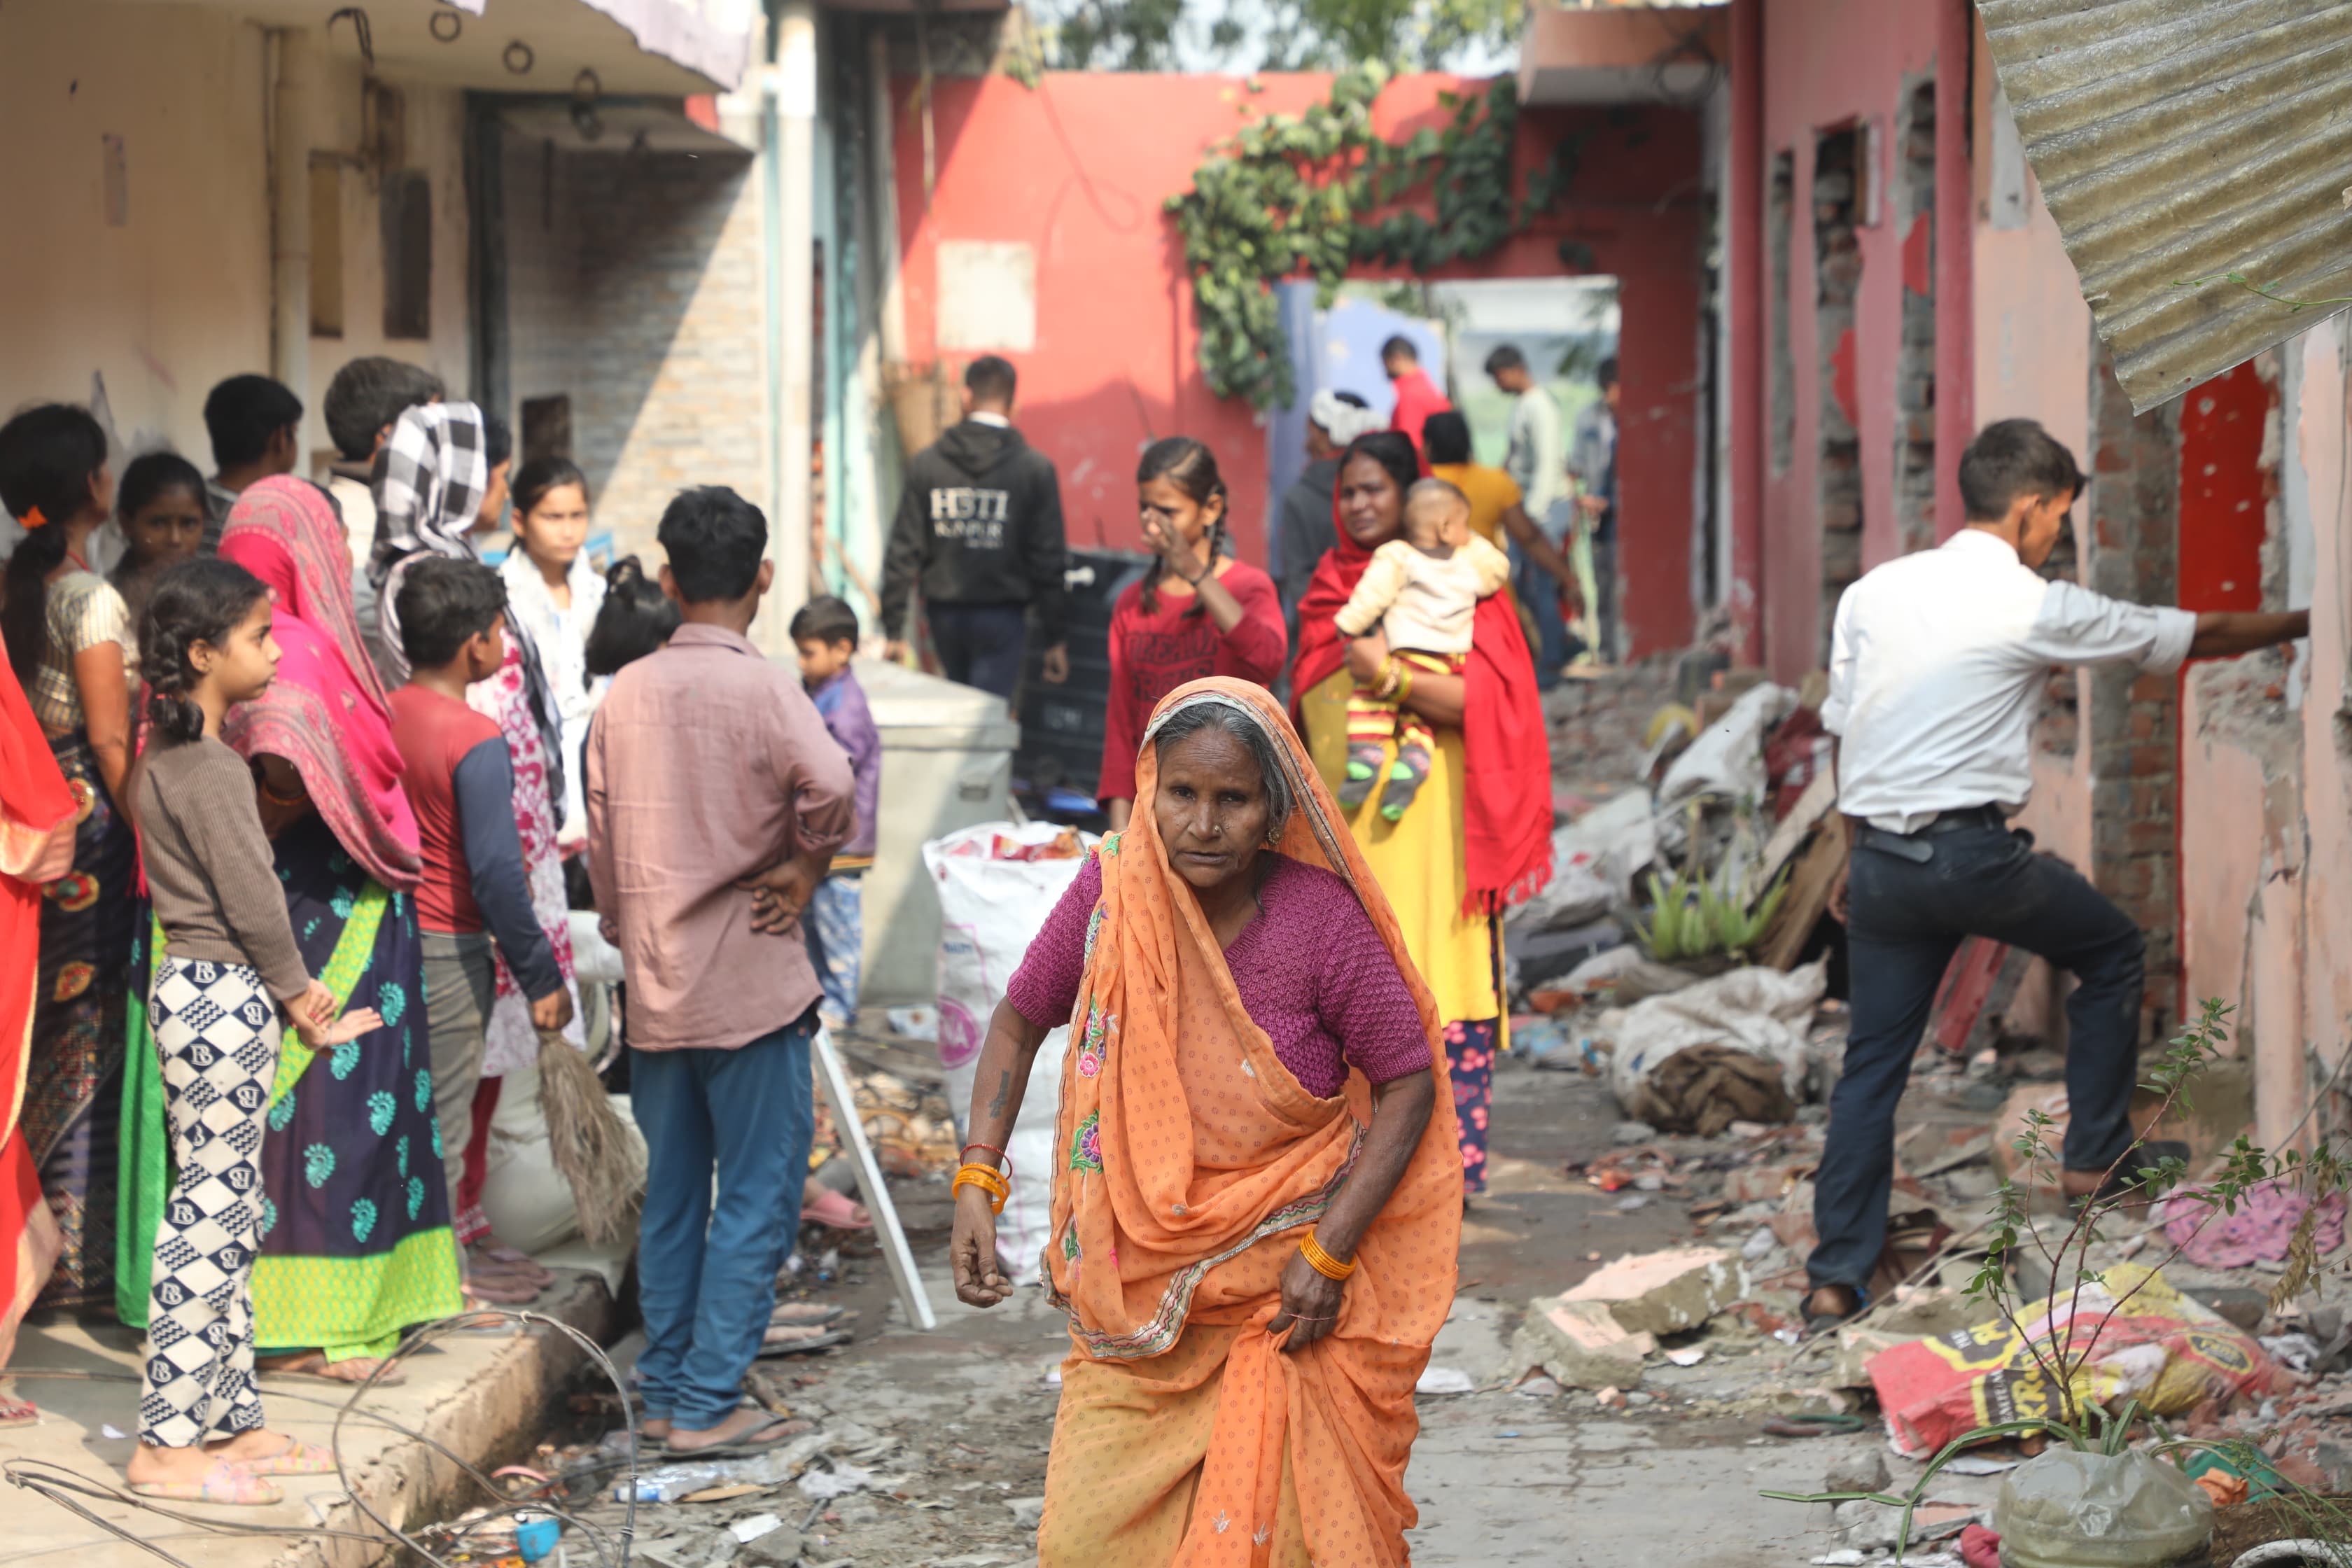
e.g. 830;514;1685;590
1338;742;1385;809
1379;744;1432;821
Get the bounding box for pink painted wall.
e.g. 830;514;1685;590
1756;0;1952;683
889;71;1707;656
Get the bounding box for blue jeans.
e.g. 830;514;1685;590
926;601;1028;702
804;872;864;1026
631;1012;816;1429
1808;823;2144;1292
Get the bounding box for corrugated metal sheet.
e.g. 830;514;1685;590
1979;0;2352;412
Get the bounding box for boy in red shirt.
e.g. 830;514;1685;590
388;558;572;1300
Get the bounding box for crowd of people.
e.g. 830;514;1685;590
0;340;1587;1553
0;359;883;1496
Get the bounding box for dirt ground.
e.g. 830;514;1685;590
544;1058;1877;1568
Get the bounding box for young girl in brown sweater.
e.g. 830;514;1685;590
122;558;379;1504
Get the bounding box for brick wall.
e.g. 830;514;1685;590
502;141;769;565
2085;335;2183;1042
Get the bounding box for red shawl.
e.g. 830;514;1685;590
0;650;73;1323
220;477;422;893
1289;507;1553;916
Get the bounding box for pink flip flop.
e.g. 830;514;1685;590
232;1437;339;1476
130;1460;286;1506
803;1189;872;1231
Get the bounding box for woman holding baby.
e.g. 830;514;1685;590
1289;430;1553;1196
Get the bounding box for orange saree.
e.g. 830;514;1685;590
0;652;74;1376
1037;679;1462;1567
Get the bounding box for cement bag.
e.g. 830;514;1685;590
1604;958;1827;1131
1867;1265;2294;1460
922;821;1094;1285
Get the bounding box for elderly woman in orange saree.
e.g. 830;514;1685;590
948;677;1461;1565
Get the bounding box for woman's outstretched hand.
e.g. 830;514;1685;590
1268;1248;1345;1352
950;1186;1015;1308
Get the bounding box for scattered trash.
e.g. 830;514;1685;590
1005;1496;1046;1528
883;1005;938;1042
100;1423;125;1441
2261;1333;2325;1374
1604;960;1830;1135
1665;1348;1707;1368
1415;1366;1476;1395
2161;1180;2347;1269
1942;1455;2022;1476
1993;1448;2213;1568
1958;1523;2002;1568
729;1513;785;1544
798;1463;877;1502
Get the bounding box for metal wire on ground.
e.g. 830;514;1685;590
4;1307;640;1568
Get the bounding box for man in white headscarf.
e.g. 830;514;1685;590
1273;390;1381;645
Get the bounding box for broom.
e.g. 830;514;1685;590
537;1023;645;1250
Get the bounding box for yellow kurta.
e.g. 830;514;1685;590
1298;669;1498;1027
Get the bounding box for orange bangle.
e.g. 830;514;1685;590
1298;1231;1357;1280
953;1163;1009;1215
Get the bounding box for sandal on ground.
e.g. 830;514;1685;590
258;1352;407;1389
802;1189;872;1231
0;1394;38;1427
769;1301;846;1329
664;1408;806;1454
232;1437;339;1476
1801;1286;1868;1338
756;1327;851;1359
129;1460;286;1506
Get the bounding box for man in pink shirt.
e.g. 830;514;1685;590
585;485;853;1452
1382;335;1453;459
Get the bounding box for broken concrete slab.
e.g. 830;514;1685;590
1562;1247;1749;1337
1511;1295;1658;1389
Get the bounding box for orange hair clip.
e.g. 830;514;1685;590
18;506;48;531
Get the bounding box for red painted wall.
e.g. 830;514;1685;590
890;71;1707;657
1749;0;1968;682
2177;364;2270;614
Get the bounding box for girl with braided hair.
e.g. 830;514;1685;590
1095;438;1285;830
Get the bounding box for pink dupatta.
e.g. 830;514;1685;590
219;477;421;892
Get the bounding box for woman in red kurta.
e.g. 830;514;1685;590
0;638;78;1424
1096;438;1287;829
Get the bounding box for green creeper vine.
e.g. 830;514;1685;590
1166;63;1589;410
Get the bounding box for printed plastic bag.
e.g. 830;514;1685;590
1866;1265;2293;1459
922;820;1094;1284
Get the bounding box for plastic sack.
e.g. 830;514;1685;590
921;820;1094;1285
1654;683;1796;855
1506;790;1656;935
1604;958;1828;1121
1867;1264;2294;1460
1993;1448;2213;1568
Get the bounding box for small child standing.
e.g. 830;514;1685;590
1332;477;1512;820
124;559;377;1504
790;596;880;1033
386;557;571;1307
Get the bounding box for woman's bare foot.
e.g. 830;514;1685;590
259;1351;393;1385
126;1427;290;1485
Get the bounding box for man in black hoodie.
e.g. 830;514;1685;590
880;356;1069;701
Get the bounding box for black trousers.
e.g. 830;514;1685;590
1807;822;2146;1292
927;601;1028;702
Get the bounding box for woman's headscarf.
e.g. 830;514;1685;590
1046;677;1462;1557
220;477;421;892
1288;431;1554;913
364;401;565;811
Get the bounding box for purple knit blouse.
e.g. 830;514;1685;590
1005;852;1430;1095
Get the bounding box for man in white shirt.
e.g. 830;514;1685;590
1805;419;2309;1331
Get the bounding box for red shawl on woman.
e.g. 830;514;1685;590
219;477;422;892
0;652;74;1345
1289;500;1553;916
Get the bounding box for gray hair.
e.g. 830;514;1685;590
1142;694;1295;841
